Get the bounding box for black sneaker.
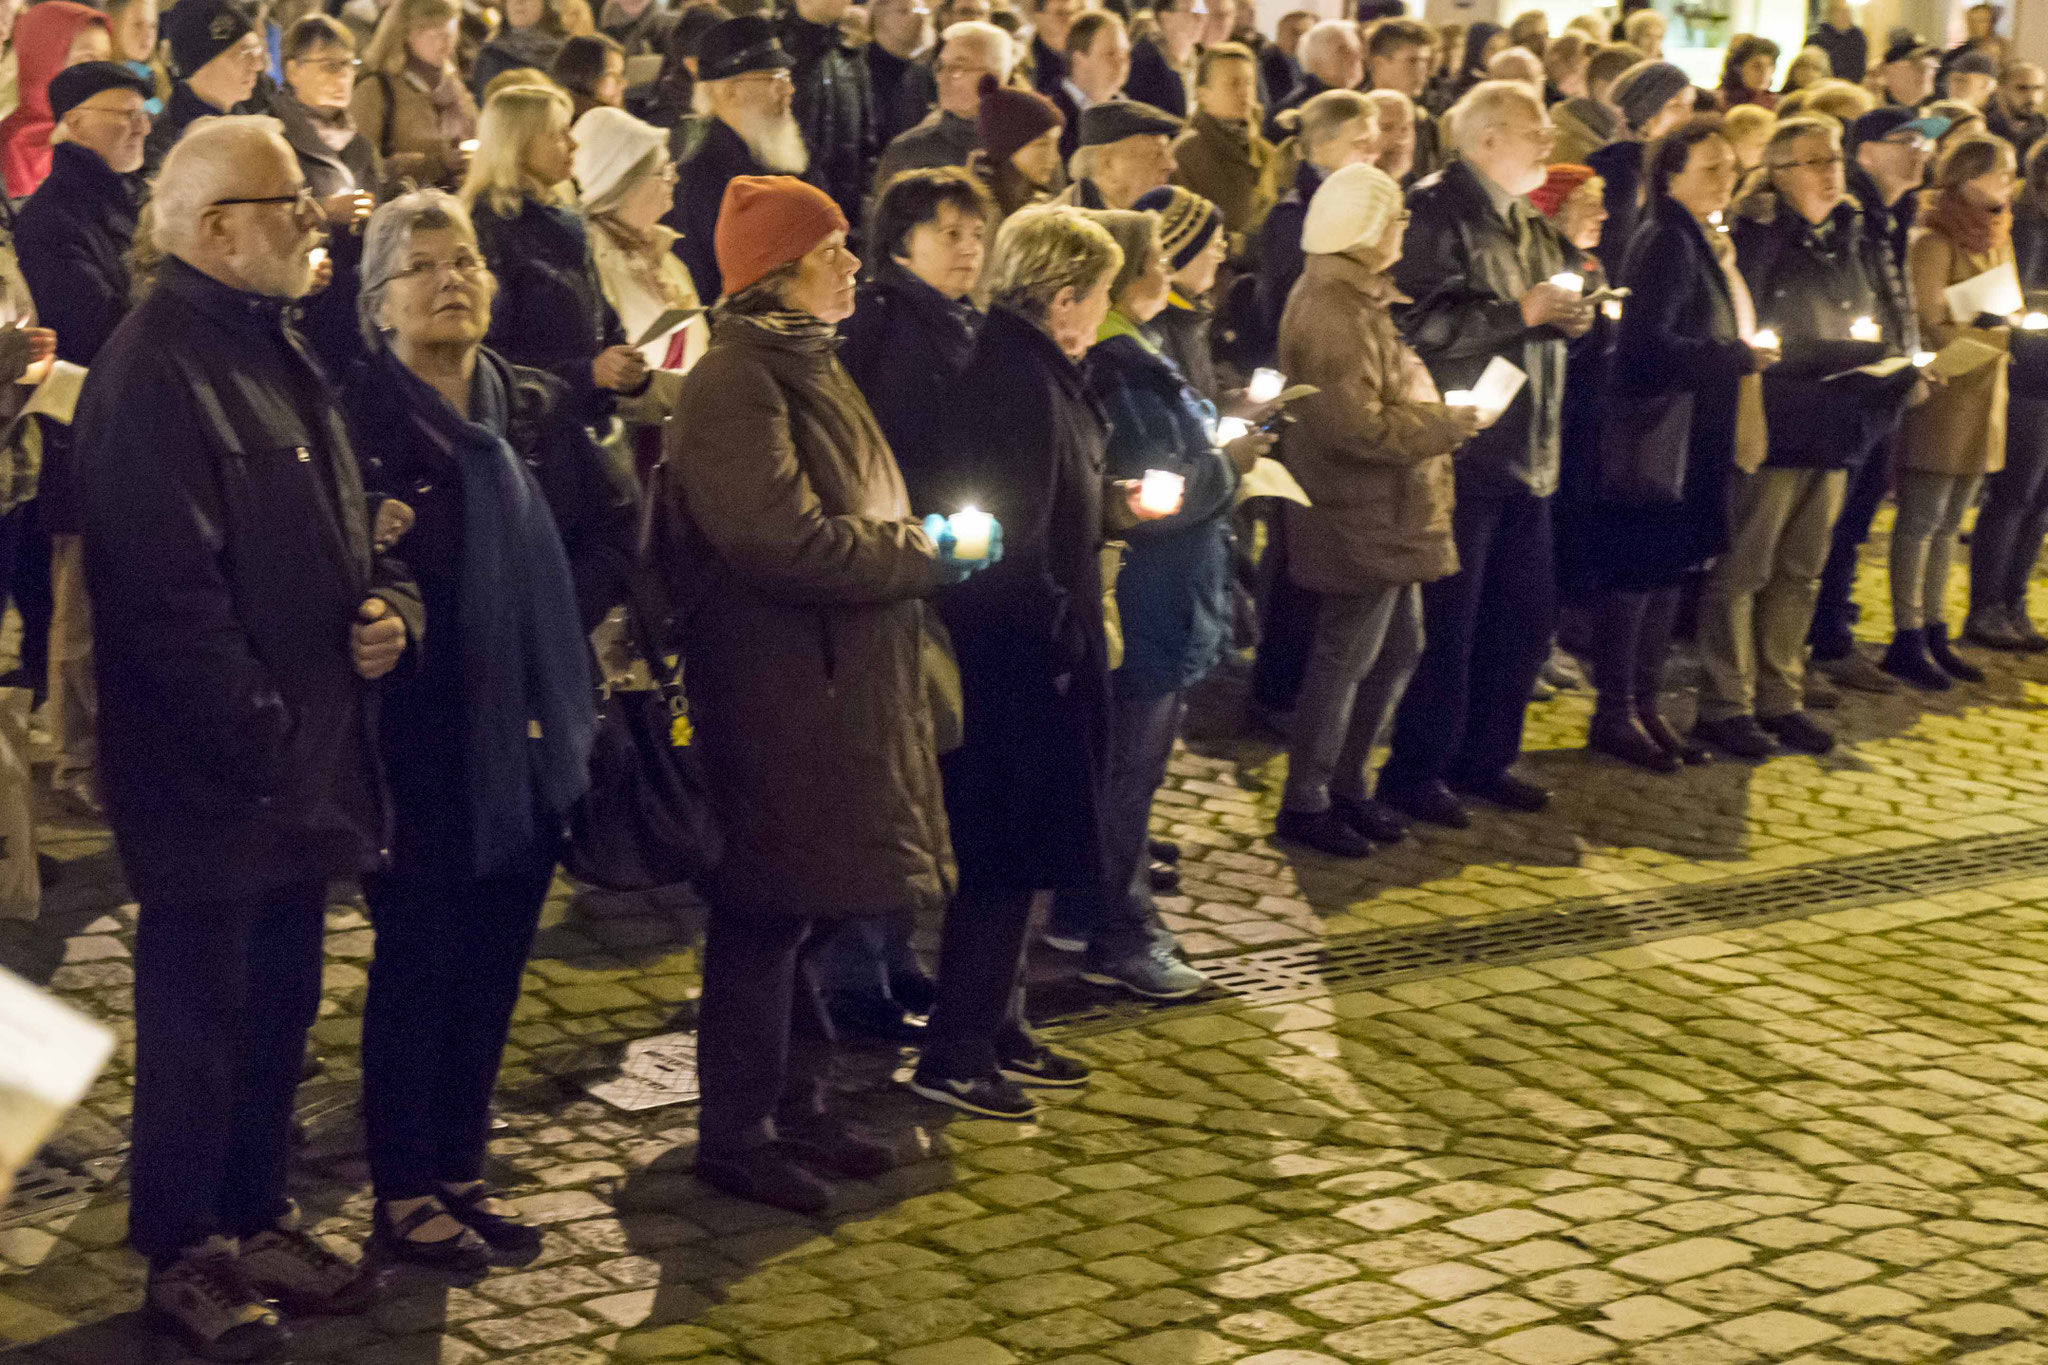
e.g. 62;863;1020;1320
147;1238;286;1363
1881;628;1953;691
1330;792;1407;842
1760;709;1835;755
1147;860;1181;892
1927;624;1985;683
904;1070;1037;1119
999;1046;1091;1088
1148;838;1181;865
1693;714;1776;759
1273;808;1374;858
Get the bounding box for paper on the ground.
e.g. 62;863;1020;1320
0;967;113;1179
20;362;84;425
586;1031;698;1110
1924;335;2005;381
1472;355;1526;421
632;307;705;350
1945;261;2024;323
1238;456;1311;506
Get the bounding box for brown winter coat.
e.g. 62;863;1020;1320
662;315;955;917
1277;252;1469;591
1171;111;1276;249
350;66;477;192
1900;227;2011;477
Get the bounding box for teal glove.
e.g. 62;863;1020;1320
923;513;1004;582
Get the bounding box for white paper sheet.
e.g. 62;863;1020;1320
1924;335;2005;381
21;362;85;425
632;307;705;350
1237;457;1311;506
0;968;113;1180
1471;355;1527;422
1944;262;2024;323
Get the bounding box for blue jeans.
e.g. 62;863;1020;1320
1051;680;1185;964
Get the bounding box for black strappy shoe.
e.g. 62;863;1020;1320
439;1183;543;1260
370;1198;491;1274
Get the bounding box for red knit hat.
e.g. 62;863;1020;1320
977;75;1065;167
1528;164;1599;220
713;176;850;298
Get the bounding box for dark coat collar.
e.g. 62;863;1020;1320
157;256;297;334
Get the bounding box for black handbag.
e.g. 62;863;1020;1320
1597;390;1694;506
563;468;723;892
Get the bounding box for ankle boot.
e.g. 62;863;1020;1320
1638;706;1709;765
1926;622;1985;682
1881;628;1952;690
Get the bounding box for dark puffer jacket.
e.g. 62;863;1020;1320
472;195;626;426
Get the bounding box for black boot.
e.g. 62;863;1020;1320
1926;622;1985;683
1638;707;1709;765
1880;628;1952;690
1587;709;1680;773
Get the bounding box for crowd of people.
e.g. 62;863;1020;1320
0;0;2039;1354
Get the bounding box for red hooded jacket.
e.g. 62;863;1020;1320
0;3;112;198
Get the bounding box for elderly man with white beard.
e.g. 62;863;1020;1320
666;15;815;298
75;114;421;1361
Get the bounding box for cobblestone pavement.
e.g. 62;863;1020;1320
7;537;2048;1361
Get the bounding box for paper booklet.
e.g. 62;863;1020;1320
633;307;705;350
1923;335;2006;381
0;968;113;1187
1238;457;1311;506
1944;262;2024;324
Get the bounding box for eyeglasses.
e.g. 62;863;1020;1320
292;56;361;74
209;185;318;208
390;251;489;282
73;104;149;126
1773;154;1844;172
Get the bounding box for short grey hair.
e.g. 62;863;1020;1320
1446;78;1544;151
148;115;295;260
940;20;1011;77
357;188;484;342
985;203;1122;322
1299;20;1359;73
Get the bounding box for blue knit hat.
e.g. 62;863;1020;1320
1134;186;1224;270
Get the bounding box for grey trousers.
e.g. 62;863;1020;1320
1890;470;1981;631
1283;582;1424;813
1699;467;1847;723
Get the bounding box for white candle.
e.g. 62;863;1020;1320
307;246;328;270
1850;316;1880;342
458;138;479;154
1247;368;1285;405
947;507;992;560
1750;328;1779;350
1138;469;1186;516
1601;299;1623;321
1549;271;1584;293
2023;311;2048;331
1216;416;1251;443
1913;350;1935;367
1444;390;1476;407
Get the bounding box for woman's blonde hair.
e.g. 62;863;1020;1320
985;204;1122;323
1931;132;2018;192
363;0;462;75
1782;44;1832;92
1791;77;1874;124
460;83;574;218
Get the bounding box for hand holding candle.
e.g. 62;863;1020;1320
1549;271;1585;294
1216;416;1251;443
946;507;993;560
1246;368;1285;405
2023;311;2048;331
1750;328;1778;351
1849;316;1880;342
1137;469;1186;517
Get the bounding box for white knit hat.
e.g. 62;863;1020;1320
1301;163;1406;256
573;106;669;209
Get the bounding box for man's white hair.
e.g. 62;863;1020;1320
1299;19;1358;73
1446;78;1543;152
149;115;296;260
941;20;1012;77
1486;47;1544;87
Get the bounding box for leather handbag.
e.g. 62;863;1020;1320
563;466;723;892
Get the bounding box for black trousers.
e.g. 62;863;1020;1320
694;899;837;1155
1249;509;1319;715
1380;490;1556;793
1811;433;1895;659
360;841;555;1199
921;885;1037;1080
129;879;326;1260
1590;584;1683;717
1971;397;2048;617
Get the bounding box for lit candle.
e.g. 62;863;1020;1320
1444;390;1476;407
1850;316;1880;342
307;246;328;270
1601;299;1623;320
2023;312;2048;331
1913;350;1935;367
1216;416;1251;443
947;507;992;560
459;138;479;154
1750;328;1779;350
1247;368;1285;405
1549;271;1584;293
1138;469;1186;516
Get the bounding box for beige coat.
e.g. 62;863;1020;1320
350;66;477;191
1901;227;2011;477
1277;252;1469;590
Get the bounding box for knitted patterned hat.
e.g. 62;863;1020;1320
1134;186;1223;270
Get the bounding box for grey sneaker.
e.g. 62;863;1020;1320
147;1237;285;1362
1081;945;1210;1000
239;1218;376;1315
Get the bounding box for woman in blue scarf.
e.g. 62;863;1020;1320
343;189;635;1271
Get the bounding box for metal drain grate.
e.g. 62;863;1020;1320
0;1154;102;1229
1041;824;2048;1037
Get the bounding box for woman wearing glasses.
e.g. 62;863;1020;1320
274;14;379;372
342;188;635;1270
